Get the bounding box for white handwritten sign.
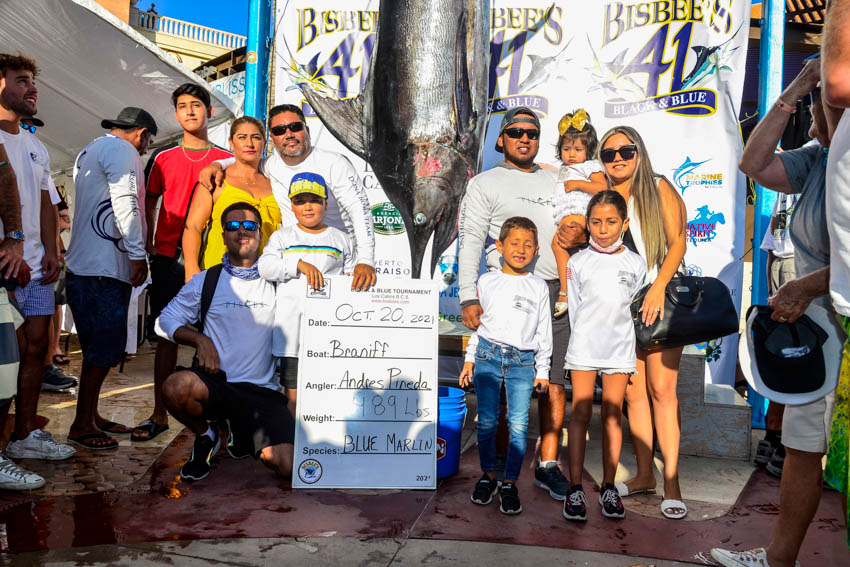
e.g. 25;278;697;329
293;276;439;489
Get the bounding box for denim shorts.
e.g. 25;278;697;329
564;363;636;375
66;273;131;368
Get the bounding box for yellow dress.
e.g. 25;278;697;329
201;180;281;270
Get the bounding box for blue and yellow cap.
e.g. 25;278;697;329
289;172;328;199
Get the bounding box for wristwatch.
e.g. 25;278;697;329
4;230;24;241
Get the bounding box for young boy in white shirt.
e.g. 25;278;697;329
459;217;552;515
258;172;354;411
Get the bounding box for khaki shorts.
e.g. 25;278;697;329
781;303;842;453
769;256;796;294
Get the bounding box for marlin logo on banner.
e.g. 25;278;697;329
674;156;724;193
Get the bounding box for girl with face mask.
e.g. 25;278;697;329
561;191;647;522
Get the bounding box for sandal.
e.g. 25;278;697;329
67;432;118;450
661;498;688;519
97;421;132;435
131;419;170;442
52;354;70;365
615;481;656;497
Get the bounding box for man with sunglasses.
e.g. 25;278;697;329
198;104;376;291
62;107;157;451
157;202;291;481
458;106;587;502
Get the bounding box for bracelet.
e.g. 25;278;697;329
775;98;796;114
0;161;9;168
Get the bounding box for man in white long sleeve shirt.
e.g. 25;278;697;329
157;202;293;481
199;104;376;292
64;107;156;451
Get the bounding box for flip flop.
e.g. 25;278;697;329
52;354;70;365
131;419;170;442
97;421;132;435
661;498;688;520
67;432;118;450
615;481;656;497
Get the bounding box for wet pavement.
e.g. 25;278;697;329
0;338;846;565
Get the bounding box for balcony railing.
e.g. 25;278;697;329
132;9;246;50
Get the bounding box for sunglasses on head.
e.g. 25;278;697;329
270;121;305;136
600;144;638;163
224;220;259;232
502;127;540;140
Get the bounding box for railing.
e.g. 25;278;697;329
131;9;246;50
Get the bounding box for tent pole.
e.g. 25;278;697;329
244;0;272;122
752;0;785;306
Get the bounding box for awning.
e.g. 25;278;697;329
0;0;240;173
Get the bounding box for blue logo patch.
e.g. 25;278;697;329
673;157;724;193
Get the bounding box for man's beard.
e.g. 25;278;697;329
0;90;35;117
278;137;310;159
506;148;536;168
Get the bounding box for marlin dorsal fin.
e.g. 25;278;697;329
302;88;368;161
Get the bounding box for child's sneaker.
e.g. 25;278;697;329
533;461;568;500
599;483;625;519
562;485;587;521
554;292;568;318
498;482;522;515
470;473;499;505
754;438;778;466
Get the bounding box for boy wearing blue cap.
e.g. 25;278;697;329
258;172;355;408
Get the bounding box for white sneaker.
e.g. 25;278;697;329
0;453;45;490
6;429;76;461
710;547;800;567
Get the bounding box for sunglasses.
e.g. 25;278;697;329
502;127;540;140
224;220;259;232
19;123;36;133
270;121;305;136
600;144;638;163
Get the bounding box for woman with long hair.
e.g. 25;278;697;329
183;117;281;281
597;125;688;519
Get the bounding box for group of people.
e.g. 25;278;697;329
1;4;849;563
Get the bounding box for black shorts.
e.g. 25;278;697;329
279;357;298;390
149;254;185;322
186;367;295;456
66;273;131;368
546;279;571;385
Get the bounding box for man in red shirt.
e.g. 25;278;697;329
134;84;232;442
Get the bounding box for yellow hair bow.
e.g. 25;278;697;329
558;109;589;135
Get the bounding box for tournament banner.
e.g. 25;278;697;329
293;276;439;489
274;0;749;385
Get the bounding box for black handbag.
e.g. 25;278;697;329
630;275;739;350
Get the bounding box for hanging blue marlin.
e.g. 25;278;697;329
298;0;490;278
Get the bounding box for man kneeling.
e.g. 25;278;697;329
155;202;292;481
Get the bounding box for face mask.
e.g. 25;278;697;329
588;230;625;254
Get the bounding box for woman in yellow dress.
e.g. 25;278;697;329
182;116;281;281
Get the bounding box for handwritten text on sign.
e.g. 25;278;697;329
293;276;438;489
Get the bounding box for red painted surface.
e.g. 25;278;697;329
0;430;845;565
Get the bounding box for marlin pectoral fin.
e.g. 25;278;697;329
302;89;368;161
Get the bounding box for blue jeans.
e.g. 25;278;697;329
473;337;536;482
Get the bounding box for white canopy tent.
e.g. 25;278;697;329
0;0;240;174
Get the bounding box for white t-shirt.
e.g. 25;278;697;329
258;224;355;357
827;112;850;317
155;269;278;390
66;135;147;284
565;246;646;370
0;129;61;280
759;194;798;259
464;270;552;380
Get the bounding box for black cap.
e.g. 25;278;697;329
21;116;44;127
494;106;540;153
101;107;158;136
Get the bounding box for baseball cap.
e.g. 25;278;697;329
289;172;328;199
739;305;833;404
21;116;44;127
101;107;158;136
495;106;541;153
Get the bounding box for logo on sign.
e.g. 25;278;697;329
438;254;458;286
598;1;740;118
673;157;723;194
306;279;331;299
687;205;725;246
371;202;406;236
686;264;703;277
298;459;323;484
437;437;446;460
